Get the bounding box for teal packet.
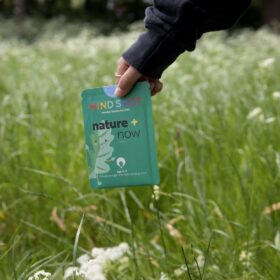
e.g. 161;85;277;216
81;81;160;189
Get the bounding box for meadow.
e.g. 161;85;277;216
0;19;280;279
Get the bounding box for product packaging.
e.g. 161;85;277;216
81;81;160;189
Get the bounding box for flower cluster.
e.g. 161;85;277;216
239;250;253;267
152;185;161;201
28;270;51;280
64;242;130;280
259;57;275;68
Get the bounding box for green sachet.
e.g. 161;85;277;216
81;81;160;189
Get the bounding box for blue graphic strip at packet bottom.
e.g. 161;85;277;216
81;81;160;189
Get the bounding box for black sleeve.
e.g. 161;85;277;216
122;0;252;79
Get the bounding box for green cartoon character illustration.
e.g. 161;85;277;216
86;125;115;185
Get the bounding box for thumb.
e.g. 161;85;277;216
115;65;141;97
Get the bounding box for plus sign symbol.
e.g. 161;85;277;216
131;118;139;126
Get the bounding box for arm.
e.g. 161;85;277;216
115;0;252;96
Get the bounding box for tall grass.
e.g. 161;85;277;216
0;19;280;279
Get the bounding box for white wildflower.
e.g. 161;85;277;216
239;250;253;267
210;265;220;271
64;267;84;280
108;244;128;261
78;254;91;265
153;185;161;201
91;247;106;258
85;260;104;273
159;272;169;280
28;270;51;280
196;254;205;268
174;265;187;277
120;242;129;251
264;117;276;124
64;243;130;280
259;57;275;68
272;91;280;100
85;272;106;280
247;107;262;120
92;255;108;266
174;268;184;277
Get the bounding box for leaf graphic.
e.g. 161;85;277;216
88;124;114;181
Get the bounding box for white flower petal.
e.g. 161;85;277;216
64;267;80;280
265;117;276;124
91;247;105;258
259;57;275;68
272;91;280;100
247;107;262;119
78;254;91;265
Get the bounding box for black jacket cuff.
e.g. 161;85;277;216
123;29;194;79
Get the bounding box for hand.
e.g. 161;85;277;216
114;57;163;97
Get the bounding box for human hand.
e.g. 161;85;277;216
114;57;163;97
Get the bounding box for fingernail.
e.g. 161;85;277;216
149;82;155;91
155;82;163;93
114;87;124;97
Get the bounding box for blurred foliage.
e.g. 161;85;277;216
0;0;150;22
0;0;279;28
237;0;263;28
0;22;280;278
0;0;279;35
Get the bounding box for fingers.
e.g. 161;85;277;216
115;57;163;97
115;65;141;97
151;80;163;96
115;57;129;84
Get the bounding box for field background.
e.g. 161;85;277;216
0;19;280;279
